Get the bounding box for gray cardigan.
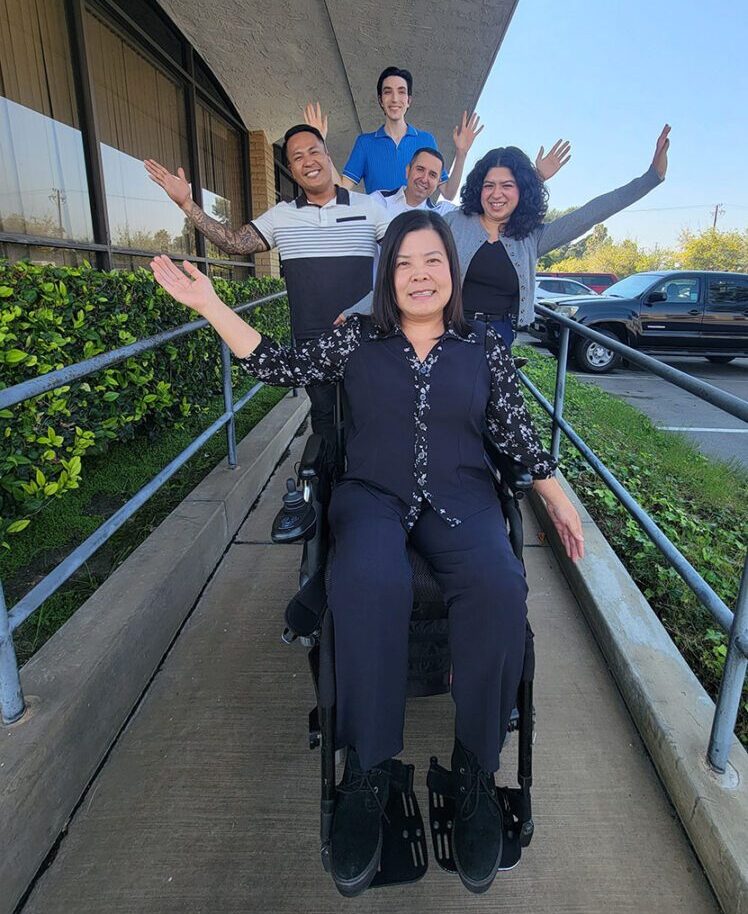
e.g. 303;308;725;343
443;164;664;327
344;164;663;326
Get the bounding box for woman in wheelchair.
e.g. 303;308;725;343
150;210;584;896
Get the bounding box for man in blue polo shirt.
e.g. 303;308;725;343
305;66;482;197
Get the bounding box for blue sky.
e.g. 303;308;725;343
462;0;748;249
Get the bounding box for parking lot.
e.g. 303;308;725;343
517;333;748;470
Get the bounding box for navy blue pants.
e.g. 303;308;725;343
327;482;528;773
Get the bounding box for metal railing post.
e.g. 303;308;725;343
220;340;237;468
550;326;570;461
707;554;748;773
0;579;25;724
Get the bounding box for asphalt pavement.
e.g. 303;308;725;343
517;332;748;470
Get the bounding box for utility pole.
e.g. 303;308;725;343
711;203;724;229
48;187;67;237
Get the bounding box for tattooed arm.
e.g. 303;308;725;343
182;200;269;255
144;158;270;255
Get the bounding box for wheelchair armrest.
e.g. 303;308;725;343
299;434;325;481
483;436;534;495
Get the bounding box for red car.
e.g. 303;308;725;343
537;271;618;294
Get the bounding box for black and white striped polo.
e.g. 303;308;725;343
251;186;391;341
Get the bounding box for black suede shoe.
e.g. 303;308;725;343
451;739;504;894
330;749;391;897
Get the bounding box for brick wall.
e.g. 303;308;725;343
248;130;280;278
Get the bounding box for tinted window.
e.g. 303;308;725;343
651;278;699;302
86;9;194;255
0;0;93;242
708;278;748;304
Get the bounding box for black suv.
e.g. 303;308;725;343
529;270;748;372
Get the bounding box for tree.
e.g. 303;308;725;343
676;228;748;272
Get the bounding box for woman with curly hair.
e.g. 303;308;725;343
443;126;671;347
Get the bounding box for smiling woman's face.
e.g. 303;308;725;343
480;165;520;225
393;228;452;322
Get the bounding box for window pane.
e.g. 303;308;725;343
207;262;252;281
85;8;194;255
654;278;699;302
197;102;245;261
110;252;156;271
708;278;748;304
0;0;93;241
0;241;94;267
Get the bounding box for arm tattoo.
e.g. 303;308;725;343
185;201;269;255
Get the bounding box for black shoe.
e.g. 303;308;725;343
451;739;504;894
330;748;391;897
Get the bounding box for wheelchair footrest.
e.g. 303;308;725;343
369;760;428;888
426;756;524;875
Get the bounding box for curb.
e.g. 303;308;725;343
0;392;309;914
530;473;747;914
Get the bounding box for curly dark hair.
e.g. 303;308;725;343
460;147;549;239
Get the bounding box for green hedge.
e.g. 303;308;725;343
0;261;288;550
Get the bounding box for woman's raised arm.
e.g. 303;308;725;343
151;256;260;358
150;256;358;387
537;125;670;257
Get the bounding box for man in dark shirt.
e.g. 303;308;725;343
144;126;391;450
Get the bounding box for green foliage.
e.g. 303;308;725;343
517;347;748;744
0;260;288;550
676;228;748;273
541;223;748;278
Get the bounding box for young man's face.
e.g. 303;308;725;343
285;132;334;194
405;151;442;203
379;76;411;122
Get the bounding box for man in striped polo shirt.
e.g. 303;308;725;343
145;125;391;450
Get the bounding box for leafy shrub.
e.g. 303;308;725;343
0;261;288;548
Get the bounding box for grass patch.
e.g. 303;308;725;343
516;345;748;746
2;378;287;664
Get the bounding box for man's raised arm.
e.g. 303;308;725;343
144;159;269;256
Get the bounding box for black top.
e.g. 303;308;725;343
462;240;519;320
241;316;555;529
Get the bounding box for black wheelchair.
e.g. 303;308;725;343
270;387;536;890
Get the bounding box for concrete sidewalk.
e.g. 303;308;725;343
22;438;719;913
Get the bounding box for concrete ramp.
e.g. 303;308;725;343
22;438;719;913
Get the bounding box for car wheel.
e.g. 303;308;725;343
574;330;622;373
705;356;736;364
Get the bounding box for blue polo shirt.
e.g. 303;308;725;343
342;124;450;194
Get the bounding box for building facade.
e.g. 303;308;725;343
0;0;297;278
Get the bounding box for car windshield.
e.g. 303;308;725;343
604;273;664;298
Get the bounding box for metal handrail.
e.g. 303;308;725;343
526;304;747;773
0;291;287;725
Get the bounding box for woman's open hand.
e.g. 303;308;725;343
535;140;572;181
652;124;671;179
533;478;585;562
150;256;218;315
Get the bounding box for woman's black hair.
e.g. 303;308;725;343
460;146;549;239
372;210;469;337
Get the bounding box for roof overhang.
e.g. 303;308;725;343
156;0;518;170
